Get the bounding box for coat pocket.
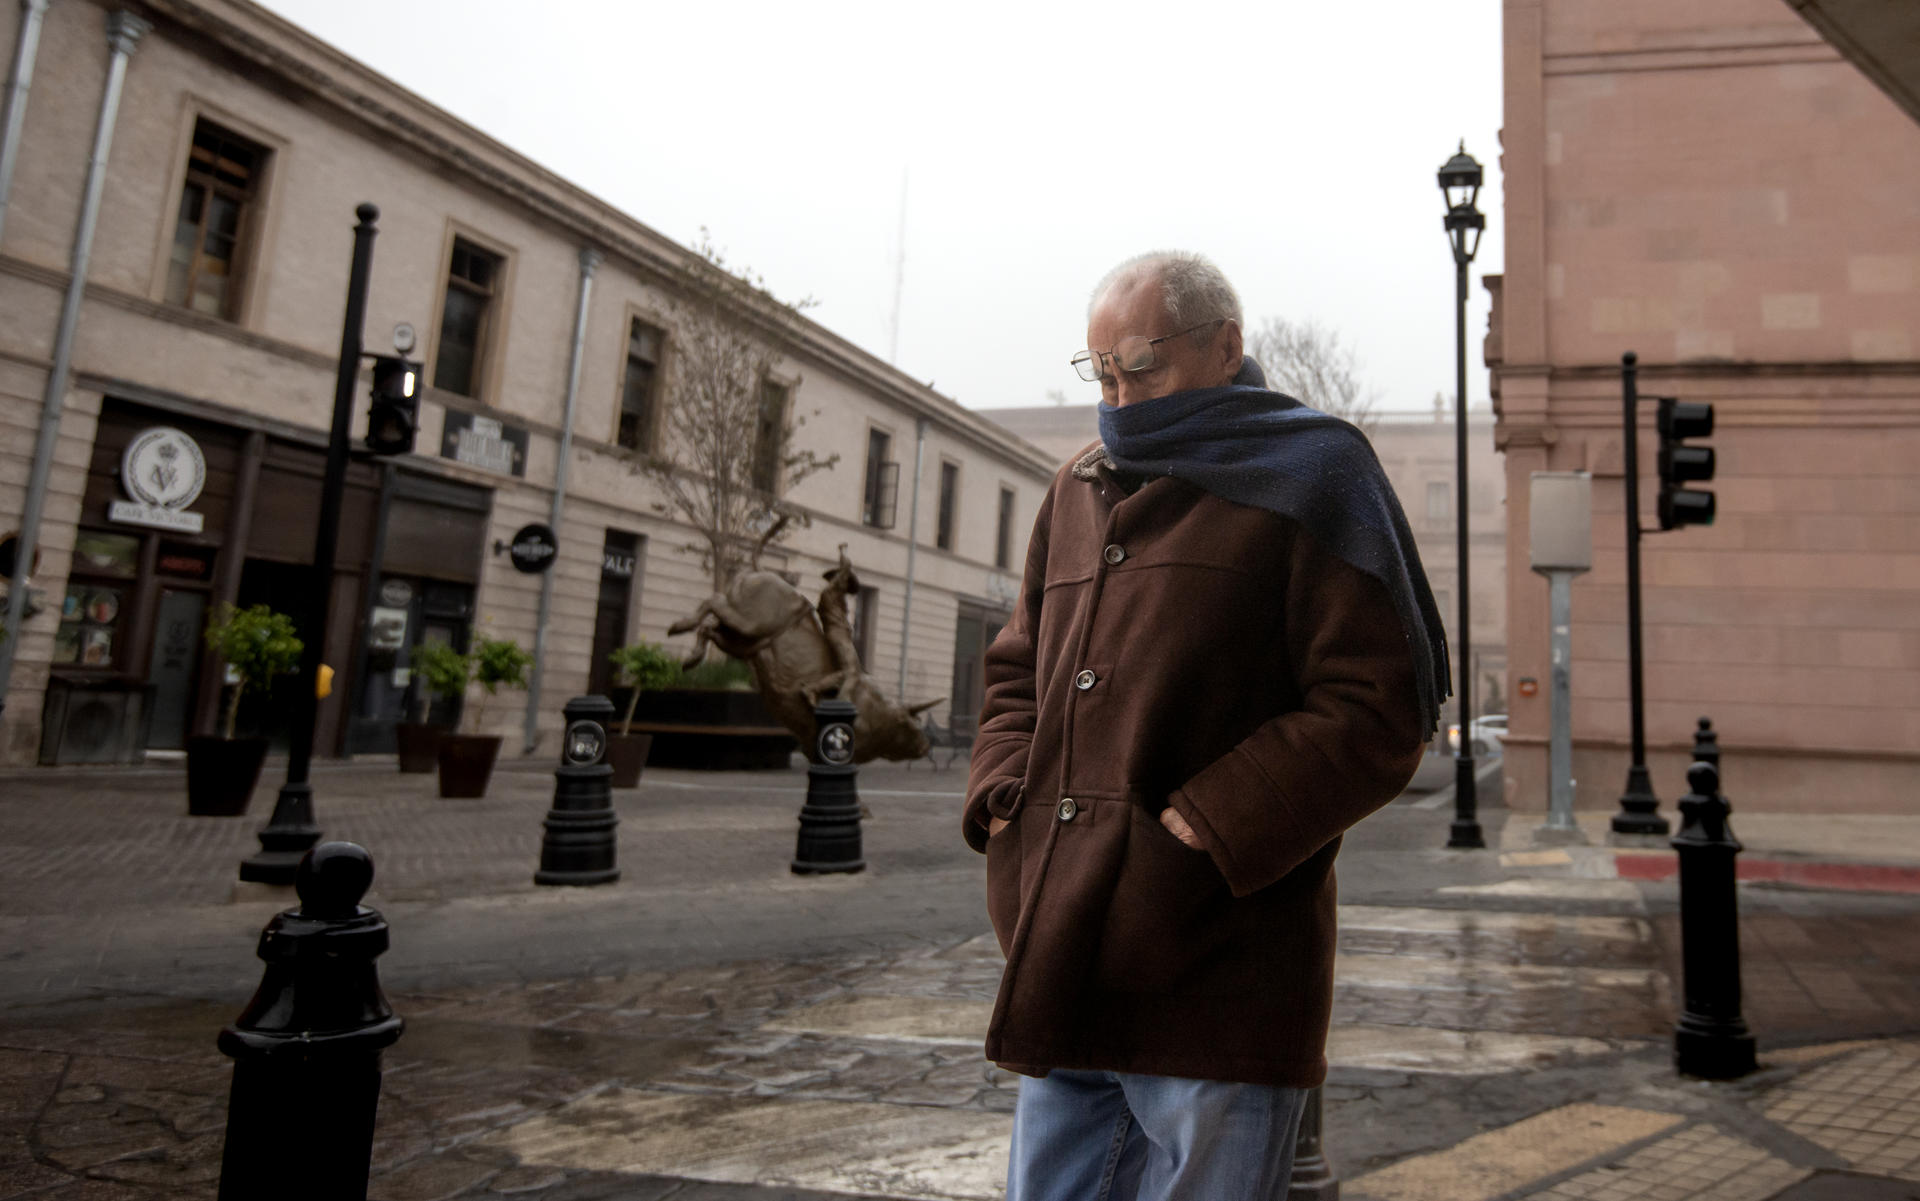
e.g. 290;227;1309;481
1093;803;1232;994
985;808;1023;958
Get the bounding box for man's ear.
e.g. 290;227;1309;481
1215;320;1244;381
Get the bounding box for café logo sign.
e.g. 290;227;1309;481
110;427;206;533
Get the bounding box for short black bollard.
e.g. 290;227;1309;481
792;695;865;874
1692;716;1720;777
535;695;620;886
1671;759;1757;1079
217;842;403;1201
1287;1084;1338;1199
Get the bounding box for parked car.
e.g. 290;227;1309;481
1446;714;1507;756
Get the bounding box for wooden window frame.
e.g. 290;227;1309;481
995;484;1016;570
424;223;516;406
862;423;898;529
935;458;961;552
614;309;669;455
149;103;285;327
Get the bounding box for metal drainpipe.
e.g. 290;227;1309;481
523;246;601;754
0;10;148;709
895;417;926;700
0;0;53;243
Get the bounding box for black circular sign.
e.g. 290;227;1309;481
508;523;558;574
563;719;607;766
817;721;854;765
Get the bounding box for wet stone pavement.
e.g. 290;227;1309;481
2;758;1919;1199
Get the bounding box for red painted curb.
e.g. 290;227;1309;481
1613;853;1920;895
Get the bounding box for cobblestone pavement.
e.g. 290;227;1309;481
2;757;1919;1199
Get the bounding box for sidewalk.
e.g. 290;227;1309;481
0;757;1916;1200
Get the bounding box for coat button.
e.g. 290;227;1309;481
1075;669;1097;691
1057;798;1078;822
1103;544;1126;565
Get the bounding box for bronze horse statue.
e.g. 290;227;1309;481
668;522;936;764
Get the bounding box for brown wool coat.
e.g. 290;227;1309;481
962;447;1428;1088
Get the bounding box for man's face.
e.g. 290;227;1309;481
1085;278;1242;408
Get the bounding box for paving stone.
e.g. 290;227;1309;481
368;1144;516;1201
486;1163;570;1193
1524;1123;1809;1201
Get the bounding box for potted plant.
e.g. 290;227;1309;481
434;635;531;798
188;603;302;816
604;640;679;788
408;639;468;776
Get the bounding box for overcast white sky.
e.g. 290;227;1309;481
256;0;1504;415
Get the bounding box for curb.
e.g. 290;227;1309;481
1614;852;1920;895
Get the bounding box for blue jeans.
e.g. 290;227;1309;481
1007;1069;1308;1201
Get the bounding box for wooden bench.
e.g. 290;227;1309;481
622;720;797;771
912;714;975;772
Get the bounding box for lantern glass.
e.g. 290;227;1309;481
1438;144;1483;213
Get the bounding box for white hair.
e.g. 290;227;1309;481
1089;251;1243;332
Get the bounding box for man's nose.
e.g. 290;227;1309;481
1113;372;1152;407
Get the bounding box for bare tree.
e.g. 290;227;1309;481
1245;317;1381;437
635;232;839;592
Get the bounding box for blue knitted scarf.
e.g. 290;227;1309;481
1096;368;1451;737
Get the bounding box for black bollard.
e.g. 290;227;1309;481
535;695;620;886
1671;759;1756;1079
217;842;403;1201
791;695;865;874
1692;716;1720;777
1287;1085;1338;1199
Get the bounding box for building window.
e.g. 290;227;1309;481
750;380;788;494
936;461;960;551
863;428;898;528
589;531;643;697
51;530;140;668
434;238;504;398
165;120;266;320
1427;481;1451;525
995;486;1015;570
618;319;664;452
852;585;878;668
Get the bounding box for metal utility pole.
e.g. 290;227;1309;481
1612;352;1669;836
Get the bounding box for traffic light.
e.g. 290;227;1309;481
1656;397;1715;530
365;355;421;455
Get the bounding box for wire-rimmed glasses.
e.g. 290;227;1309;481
1070;320;1224;382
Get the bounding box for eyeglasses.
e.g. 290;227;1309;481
1070;320;1224;383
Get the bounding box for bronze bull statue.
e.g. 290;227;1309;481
668;531;936;764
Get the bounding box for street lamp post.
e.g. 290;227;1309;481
239;203;380;884
1439;142;1486;850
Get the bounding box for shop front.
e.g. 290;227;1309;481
41;396;489;764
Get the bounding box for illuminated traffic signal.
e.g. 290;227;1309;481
365;355;421;455
1656;397;1715;530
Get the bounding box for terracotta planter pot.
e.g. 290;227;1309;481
185;735;269;816
605;732;653;789
437;734;502;798
395;722;443;773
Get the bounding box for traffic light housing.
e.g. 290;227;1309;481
365;355;421;455
1656;397;1715;530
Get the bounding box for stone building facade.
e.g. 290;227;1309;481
1492;0;1920;814
0;0;1053;766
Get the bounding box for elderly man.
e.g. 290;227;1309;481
963;251;1448;1199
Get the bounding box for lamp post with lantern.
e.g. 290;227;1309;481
1438;143;1486;850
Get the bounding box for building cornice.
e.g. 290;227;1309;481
125;0;1056;481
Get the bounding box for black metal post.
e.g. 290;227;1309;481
1613;352;1669;836
792;696;865;874
1287;1085;1337;1199
1692;716;1719;777
1446;238;1483;849
218;842;403;1201
536;695;620;886
241;204;379;883
1672;758;1756;1079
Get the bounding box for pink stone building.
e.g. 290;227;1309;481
1492;0;1920;815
